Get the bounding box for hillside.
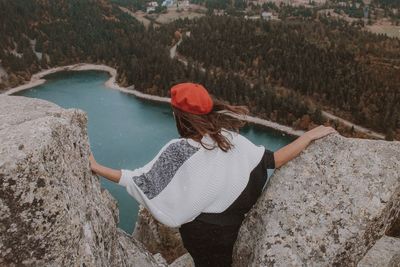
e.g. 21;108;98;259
175;16;400;139
0;0;398;140
0;0;185;93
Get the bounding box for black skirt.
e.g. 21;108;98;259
179;149;275;267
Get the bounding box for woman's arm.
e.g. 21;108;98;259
89;153;121;183
274;125;337;169
88;139;180;184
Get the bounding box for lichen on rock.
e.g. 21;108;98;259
0;95;161;267
233;134;400;266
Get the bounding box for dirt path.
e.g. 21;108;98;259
321;111;385;139
119;6;152;28
170;39;182;59
365;19;400;39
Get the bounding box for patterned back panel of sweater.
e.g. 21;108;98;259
132;140;199;199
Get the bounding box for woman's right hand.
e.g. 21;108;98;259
89;152;98;173
87;152;122;183
303;125;337;141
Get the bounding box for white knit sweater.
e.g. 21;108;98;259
119;130;266;227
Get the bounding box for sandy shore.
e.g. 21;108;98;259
3;63;304;137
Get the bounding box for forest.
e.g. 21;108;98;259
373;0;400;8
0;0;186;94
176;16;400;139
0;0;398;140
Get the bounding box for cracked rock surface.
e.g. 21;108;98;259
0;96;160;267
233;134;400;267
357;236;400;267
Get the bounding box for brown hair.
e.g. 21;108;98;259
172;99;249;152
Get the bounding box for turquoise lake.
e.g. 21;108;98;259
15;70;292;233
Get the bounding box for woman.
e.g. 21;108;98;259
89;83;336;266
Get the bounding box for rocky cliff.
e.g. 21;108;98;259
0;96;161;267
133;206;189;264
1;95;399;267
233;133;400;266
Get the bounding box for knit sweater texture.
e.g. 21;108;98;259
119;130;266;227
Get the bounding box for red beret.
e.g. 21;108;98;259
170;83;213;115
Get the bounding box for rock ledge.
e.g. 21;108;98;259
0;96;160;267
233;133;400;266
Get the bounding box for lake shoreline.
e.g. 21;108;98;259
3;63;304;137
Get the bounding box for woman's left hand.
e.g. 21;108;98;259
274;125;337;168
